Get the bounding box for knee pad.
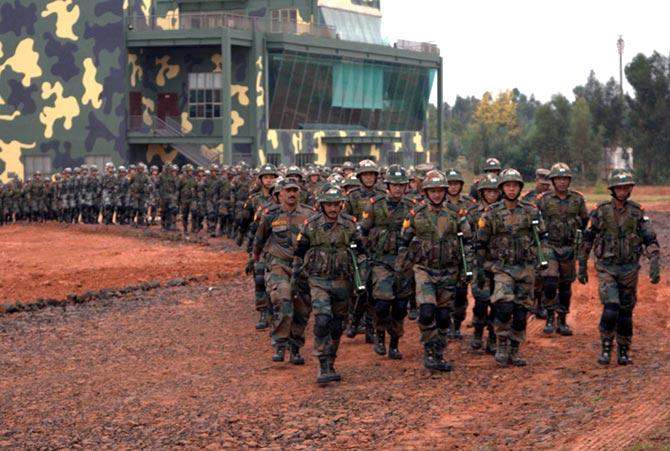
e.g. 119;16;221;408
329;317;344;337
558;282;572;305
496;301;514;323
391;299;408;321
418;304;436;327
617;308;633;337
599;303;619;333
511;305;528;332
543;276;558;300
435;307;451;330
314;314;331;338
374;299;392;319
473;300;489;318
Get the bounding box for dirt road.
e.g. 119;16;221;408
1;213;669;449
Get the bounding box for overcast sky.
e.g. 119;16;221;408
381;0;670;104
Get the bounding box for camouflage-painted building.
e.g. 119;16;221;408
0;0;442;181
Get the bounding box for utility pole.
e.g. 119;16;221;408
617;35;624;96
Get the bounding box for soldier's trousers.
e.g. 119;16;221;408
207;210;218;235
596;262;638;346
254;261;269;312
266;263;311;349
371;263;410;338
103;205;114;224
414;266;459;350
452;283;468;327
310;277;351;358
181;204;191;232
491;265;534;343
543;247;577;314
471;268;496;332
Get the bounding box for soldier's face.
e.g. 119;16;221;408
447;181;463;196
309;175;319;183
537;181;550;192
502;182;522;200
360;173;376;188
322;202;342;220
343;169;353;178
261;174;276;189
426;188;446;205
280;187;299;207
388;183;407;201
552;177;570;192
613;185;634;201
482;189;500;204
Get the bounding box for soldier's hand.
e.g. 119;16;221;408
650;257;661;284
577;259;588;285
244;256;254;275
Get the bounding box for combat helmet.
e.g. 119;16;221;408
421;171;449;191
356;159;380;177
535;168;551;183
483;157;502;172
258;163;279;177
317;187;346;204
118;165;127;173
342;161;355;172
413;163;435;181
445;168;465;183
497;168;524;189
385;164;409;184
548;162;572;179
607;169;635;189
342;174;361;188
477;173;501;191
286;165;303;179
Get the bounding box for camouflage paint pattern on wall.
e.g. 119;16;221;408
0;0;126;181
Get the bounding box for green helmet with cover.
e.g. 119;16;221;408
356;159;380;177
445;168;465;183
258;163;279;177
477;173;501;191
607;169;636;189
317;187;346;204
484;157;502;172
548;162;572;179
497;168;524;189
385;164;409;184
421;171;449;191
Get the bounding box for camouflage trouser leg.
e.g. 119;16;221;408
471;269;495;330
207;211;218;235
414;267;459;350
254;262;269;312
181;204;190;232
371;264;408;338
542;248;577;313
491;266;534;343
596;263;638;344
452;283;469;326
266;264;312;348
310;277;351;358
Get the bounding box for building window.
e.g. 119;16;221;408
188;73;222;119
85;155;112;170
265;153;282;165
24;155;52;179
271;9;298;32
387;152;403;165
295;153;315;166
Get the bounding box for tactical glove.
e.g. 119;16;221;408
577;259;588;285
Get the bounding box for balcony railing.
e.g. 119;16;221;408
394;39;440;55
128;11;336;40
128;115;186;136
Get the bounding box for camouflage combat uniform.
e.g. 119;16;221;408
178;167;198;233
159;165;179;231
101;165;118;224
580;170;660;365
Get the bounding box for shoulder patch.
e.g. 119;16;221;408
478;217;486;229
570;189;585;197
402;218;411;229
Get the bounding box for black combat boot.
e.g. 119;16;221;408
255;310;269;330
509;340;527;366
617;344;633;366
316;357;333;384
388;336;402;360
556;312;573;336
408;307;418;321
364;321;375;344
543;310;555;334
345;315;359;339
485;329;497;355
495;337;510;367
470;325;484;350
598;337;613;365
328;357;341;382
289;345;304;365
373;331;386;356
272;345;285;362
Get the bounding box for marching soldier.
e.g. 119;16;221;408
398;172;473;372
178;164;198;234
536;163;588;336
579;170;661;365
470;157;502;201
101;162;117;225
477;169;547;367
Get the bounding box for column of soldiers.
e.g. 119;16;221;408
0;158;660;383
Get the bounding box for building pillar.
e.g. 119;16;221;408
250;30;265;165
221;28;232;165
437;58;444;170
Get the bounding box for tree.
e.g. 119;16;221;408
568;97;602;180
527;94;571;166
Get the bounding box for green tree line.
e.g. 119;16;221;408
433;51;670;184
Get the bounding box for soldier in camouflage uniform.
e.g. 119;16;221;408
238;164;278;329
217;167;233;237
359;165;414;359
129;163;150;227
521;168;552;320
230;164;253;239
477;169;547;367
470;157;502;201
46;175;59;221
536;163;589;336
159;164;180;231
116;166;130;225
192;166;207;233
101;162;118;225
204;164;221;236
286;165;312;205
579;170;661;365
254;178;314;364
178;164;198;234
304;167;323;201
28;171;47;222
445;168;476;339
60;168;75;223
148;165;160;225
294;187;365;384
466;173;501;353
398;172;473;371
341;161;355;179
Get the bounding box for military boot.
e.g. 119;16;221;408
449;320;464;340
373;331;386;356
388;336;402;360
272;344;286;362
255;309;269;330
617;344;633;366
423;345;452;372
316;357;334;384
495;337;510;367
470;325;484;350
408;299;418;321
328;357;341;382
598;337;613;365
289;345;304;365
543;310;555;334
364;321;375;344
509;340;527;366
345;316;359;339
556;312;573;336
485;329;497;355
